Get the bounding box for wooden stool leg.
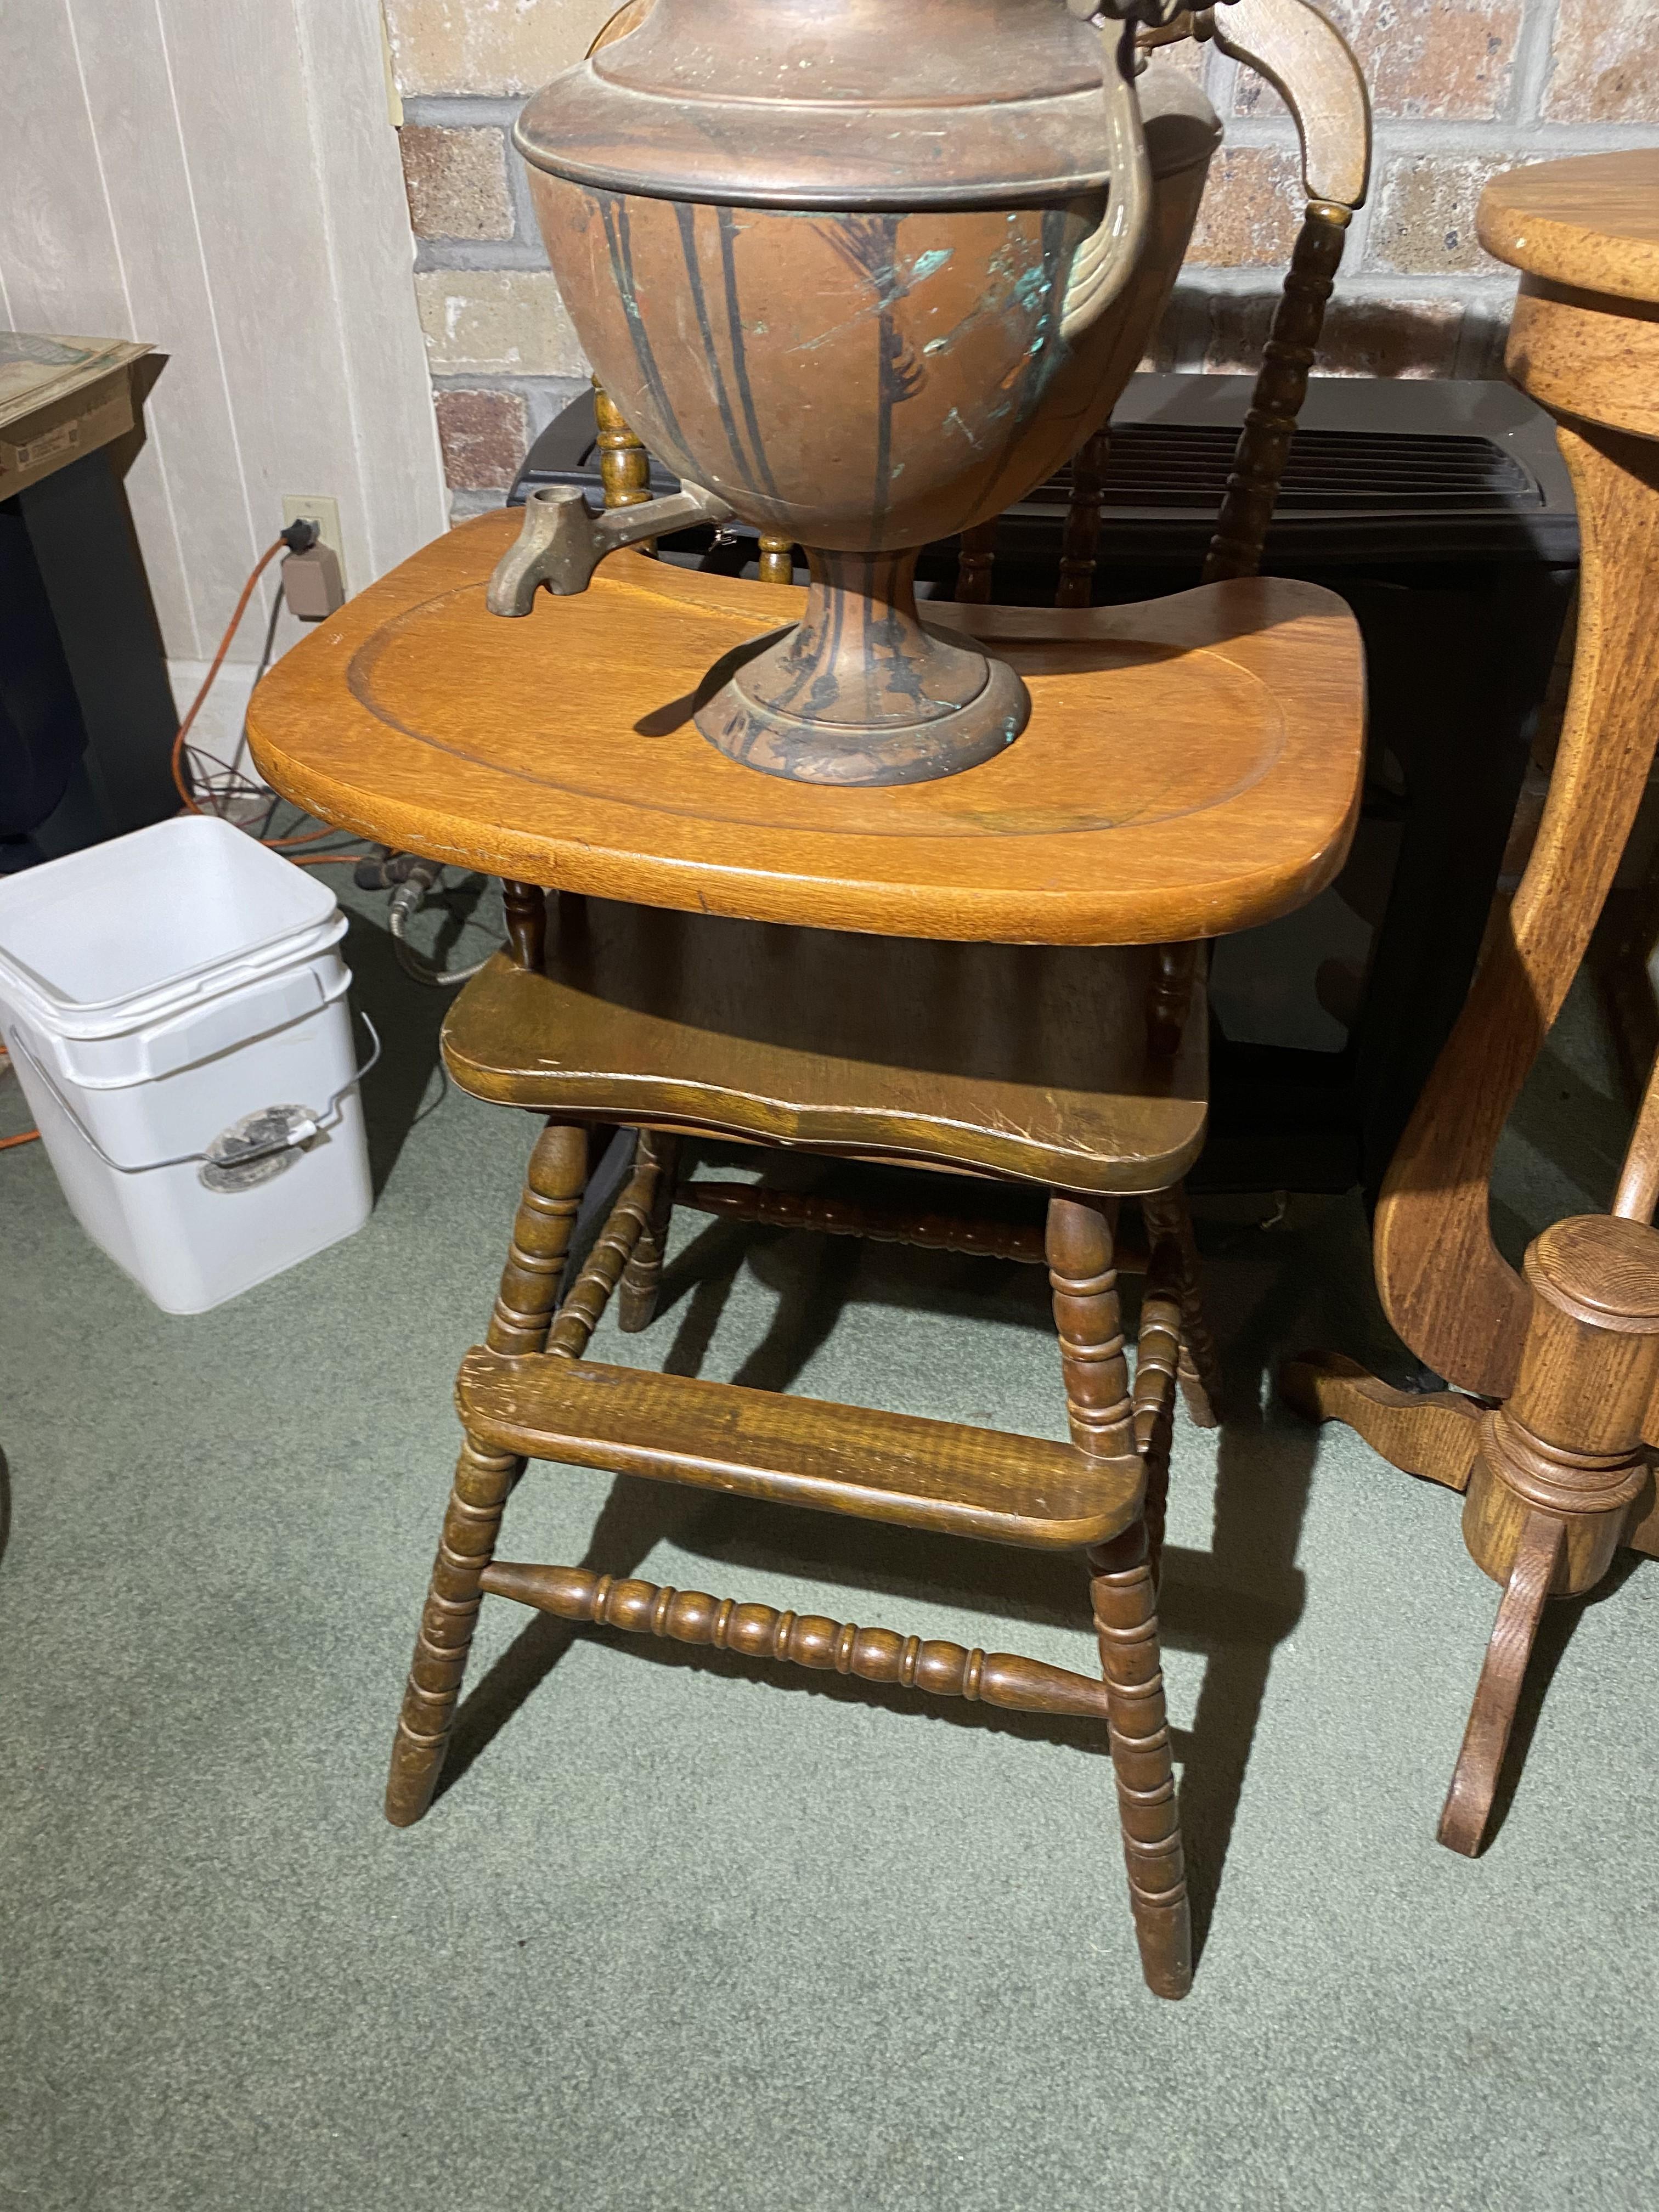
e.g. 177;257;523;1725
1132;1237;1182;1588
1438;1510;1565;1857
617;1131;680;1334
385;1120;588;1827
1049;1191;1191;1998
1142;1184;1222;1429
1048;1192;1138;1462
1090;1523;1193;2000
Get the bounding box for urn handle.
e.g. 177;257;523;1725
1058;15;1153;344
487;481;737;614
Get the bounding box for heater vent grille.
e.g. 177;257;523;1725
1029;424;1542;516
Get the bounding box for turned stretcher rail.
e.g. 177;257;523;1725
478;1560;1114;1722
678;1179;1153;1273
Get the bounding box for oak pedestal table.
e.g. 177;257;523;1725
1284;151;1659;1857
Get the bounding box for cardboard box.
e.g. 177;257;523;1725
0;331;152;499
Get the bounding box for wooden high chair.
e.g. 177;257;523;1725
247;0;1369;2000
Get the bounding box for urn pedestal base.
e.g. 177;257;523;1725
694;548;1030;787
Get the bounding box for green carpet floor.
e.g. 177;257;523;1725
2;889;1655;2211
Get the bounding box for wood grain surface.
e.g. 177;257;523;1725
1504;279;1659;445
1278;1351;1483;1491
1372;424;1659;1398
1479;150;1659;307
246;514;1364;946
457;1347;1145;1551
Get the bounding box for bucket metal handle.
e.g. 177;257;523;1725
5;1011;381;1178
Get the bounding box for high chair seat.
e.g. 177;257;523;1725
442;913;1207;1194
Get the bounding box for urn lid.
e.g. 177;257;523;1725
515;0;1220;210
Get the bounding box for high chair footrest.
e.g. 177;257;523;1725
457;1348;1143;1550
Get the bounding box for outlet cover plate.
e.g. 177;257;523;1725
280;494;345;590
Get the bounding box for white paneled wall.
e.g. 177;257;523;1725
0;0;447;736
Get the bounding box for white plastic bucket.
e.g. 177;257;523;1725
0;816;375;1314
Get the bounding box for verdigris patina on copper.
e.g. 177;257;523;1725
492;1;1223;785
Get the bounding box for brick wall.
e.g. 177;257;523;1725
383;0;1659;515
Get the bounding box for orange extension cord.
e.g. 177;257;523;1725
0;1044;40;1148
5;544;373;1158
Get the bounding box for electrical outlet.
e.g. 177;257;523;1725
280;494;346;590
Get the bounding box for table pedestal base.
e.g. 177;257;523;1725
1285;1211;1659;1855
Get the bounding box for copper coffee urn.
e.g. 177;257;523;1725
489;0;1223;785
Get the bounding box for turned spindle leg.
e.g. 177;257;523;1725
385;1120;588;1826
1201;202;1350;586
1049;1190;1190;1998
1090;1523;1192;2000
1057;426;1110;610
1142;1184;1222;1429
1132;1235;1183;1586
954;518;997;604
1144;942;1198;1058
1049;1192;1139;1463
617;1131;680;1334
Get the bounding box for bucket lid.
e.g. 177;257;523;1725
0;815;345;1037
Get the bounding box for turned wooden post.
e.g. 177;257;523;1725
1047;1190;1190;1999
1465;1216;1659;1596
1202;202;1350;585
1144;941;1199;1058
479;1562;1121;1723
1088;1523;1192;2000
1141;1184;1223;1431
593;377;653;523
757;534;796;584
617;1130;680;1333
1439;1214;1659;1854
954;518;997;605
1057;426;1111;610
385;1120;588;1827
1130;1235;1183;1582
1048;1192;1139;1464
